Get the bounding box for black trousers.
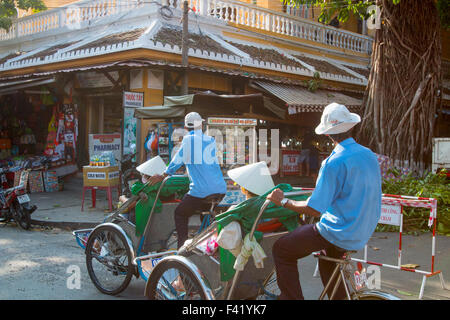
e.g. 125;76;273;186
174;194;213;249
272;223;347;300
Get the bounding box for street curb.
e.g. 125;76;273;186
30;218;99;231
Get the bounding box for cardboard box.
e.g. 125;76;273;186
44;171;59;192
29;171;44;193
83;165;120;187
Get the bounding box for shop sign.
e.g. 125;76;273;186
281;150;301;175
89;133;122;163
123;91;144;108
207;117;257;126
87;172;107;180
379;204;402;226
108;171;120;179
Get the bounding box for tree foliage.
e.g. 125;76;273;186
0;0;47;31
285;0;445;173
381;170;450;234
282;0;449;29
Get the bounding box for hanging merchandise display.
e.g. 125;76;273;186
0;91;79;193
44;106;58;157
63;104;78;163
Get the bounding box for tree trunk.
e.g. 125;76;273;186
357;0;442;174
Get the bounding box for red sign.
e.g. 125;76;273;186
207;117;257;126
123;91;144;107
281;150;301;175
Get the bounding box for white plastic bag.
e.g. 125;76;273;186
217;221;243;257
233;234;267;271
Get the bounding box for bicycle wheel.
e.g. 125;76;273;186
256;269;280;300
12;201;30;230
146;258;207;300
85;225;134;295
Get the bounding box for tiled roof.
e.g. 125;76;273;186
0;52;26;65
294;54;354;78
343;64;370;78
227;41;306;70
72;28;147;52
19;42;78;62
151;26;235;57
0;23;367;87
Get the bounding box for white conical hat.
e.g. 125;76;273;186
136;156;167;176
227;161;275;196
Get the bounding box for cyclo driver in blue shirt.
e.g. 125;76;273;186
148;112;227;249
267;103;382;300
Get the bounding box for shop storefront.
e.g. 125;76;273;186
134;91;285;204
0;77;79;192
250;80;362;179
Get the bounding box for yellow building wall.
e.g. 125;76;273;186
251;0;362;34
188;71;232;92
129;69;164;107
43;0;77;8
17;0;77;17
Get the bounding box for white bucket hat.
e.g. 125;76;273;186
227;161;275;196
315;103;361;135
185;112;205;129
136;156;167;176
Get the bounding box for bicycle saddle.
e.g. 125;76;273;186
202;193;225;204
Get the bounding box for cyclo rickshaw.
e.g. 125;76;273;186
75;174;398;300
74;174;196;295
142;183;398;300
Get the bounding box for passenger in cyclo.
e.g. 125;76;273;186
173;161;276;292
117;156;167;224
215;161;278;258
266;103;382;300
148;112;227;249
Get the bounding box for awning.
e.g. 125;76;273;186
134;105;185;119
163;91;265;109
135;91;286;120
0;77;55;95
251;81;362;114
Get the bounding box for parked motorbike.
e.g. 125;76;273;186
120;153;139;198
0;168;37;230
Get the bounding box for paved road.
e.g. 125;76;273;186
1;222;449;300
0;224;145;300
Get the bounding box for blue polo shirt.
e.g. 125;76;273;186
165;130;227;198
306;138;381;251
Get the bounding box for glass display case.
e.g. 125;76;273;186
156;122;184;164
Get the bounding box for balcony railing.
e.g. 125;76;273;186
0;0;372;54
0;0;145;41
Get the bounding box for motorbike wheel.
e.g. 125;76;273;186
12;201;31;230
85;225;134;295
146;259;207;300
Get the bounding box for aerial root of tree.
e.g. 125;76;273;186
357;0;442;174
